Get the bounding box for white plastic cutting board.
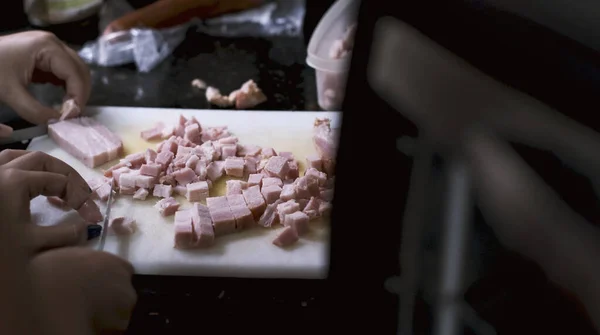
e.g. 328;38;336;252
28;107;341;279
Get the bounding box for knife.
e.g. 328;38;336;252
97;178;115;251
0;124;48;145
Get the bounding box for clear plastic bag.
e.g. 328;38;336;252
78;0;306;73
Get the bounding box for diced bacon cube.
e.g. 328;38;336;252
197;141;218;161
155;197;180;216
264;156;289;178
320;188;334;202
284;211;310;236
178;114;187;126
221;144;237;158
213;141;223;160
206;196;236;236
242;185;267;220
262;177;283;188
306;155;322;171
261;185;282;204
277;200;300;223
303;197;321;220
319;202;332;217
120;186;136;195
323;159;336;176
286;160;299;179
305;168;327;186
173;153;191;168
244;157;257;174
224;157;244;178
103;160;130;177
226;194;255;230
155;151;174;168
185;154;200;170
140;163;162;177
186;181;209;202
201;126;230;142
153;184;173;198
159;173;176;186
177;137;194;147
123;152;145;168
174;210;194;249
173;167;197;186
95;182;113;202
298;198;309;211
272;226;298;248
278;152;294;161
237;144;261;157
174;185;187;196
194;159;208;180
206;161;225;181
159;140;178;154
140;122;165;141
257;158;269;172
294;176;320;199
109;217;137;235
184;123;201;144
218;136;238;145
119;173;136;189
191;203;215;248
176;145;193;158
174;124;185;137
261;147;276;159
258;199;283;227
226;180;248;195
280;184;296;201
135;175;156;189
161;126;174;139
145;149;158;164
133;188;149;200
247;174;263;187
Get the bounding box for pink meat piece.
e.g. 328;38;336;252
184;123;202;144
155;197;180;216
323;159;336;176
262;177;283;188
58;98;80;121
109;217;137;235
247;173;263;187
174;185;187;196
286;161;299;179
264;156;289;179
103;161;130;177
186;181;210;202
119;172;137;189
77;200;103;223
178;114;188;126
257;158;269;173
242;185;267;220
194;159;208;180
197;141;218;162
95;182;113;202
48;117;124;168
320;188;334;202
280;184;296;201
185;154;200;170
277;200;300;223
140;122;165;141
120;186;136;195
278;152;294;161
135;175;156;189
159;173;176;186
133;188;149;200
226;194;255;230
201;126;230;142
87;178;105;191
174;124;185;137
226;180;248;195
206;161;225;181
153;184;173;198
303;197;321;220
224;157;245;178
261;184;282;205
173;167;197;186
218;136;238;145
319;202;332;217
297;198;309;211
155;151;174;168
234;79;267;109
221;144;237;158
174;209;195;249
206;196;236;236
237;144;261;157
177;137;194;147
47;196;68;209
305;155;323;171
191;203;215;248
140;163;162;177
261;147;276;159
283;211;310;236
123;152;146;169
161;126;174;139
294;176;320;199
272;226;299;248
305;168;327;186
244;157;257;174
313;118;338;160
145;149;158;164
258;199;283;227
159;139;178;154
176;145;194;158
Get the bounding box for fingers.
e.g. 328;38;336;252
26;221;87;253
0;149;29;165
0;123;13;137
2;85;61;125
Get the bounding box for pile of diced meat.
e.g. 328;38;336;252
85;114;337;249
329;23;357;59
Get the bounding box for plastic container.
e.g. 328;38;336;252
306;0;359;111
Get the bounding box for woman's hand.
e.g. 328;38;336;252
0;30;91;134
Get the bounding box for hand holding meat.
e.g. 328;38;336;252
0;149;102;253
30;247;137;334
0;31;91;133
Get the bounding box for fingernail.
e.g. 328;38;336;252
87;224;102;240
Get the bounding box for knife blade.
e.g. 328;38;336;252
0;124;48;145
97;178;115;251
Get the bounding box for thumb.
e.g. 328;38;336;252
0;123;13;137
27;221;88;253
3;85;60;125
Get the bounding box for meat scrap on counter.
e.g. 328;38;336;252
204;79;267;110
101;114;338;250
329;23;357;59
